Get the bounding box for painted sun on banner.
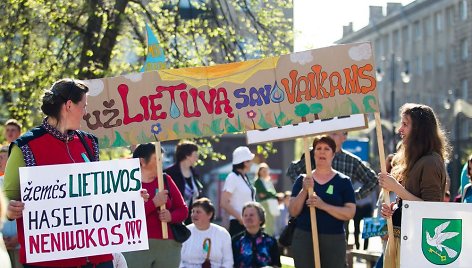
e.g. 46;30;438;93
82;42;378;147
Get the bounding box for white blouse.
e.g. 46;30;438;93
180;223;233;268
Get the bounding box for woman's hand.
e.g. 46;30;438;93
153;190;168;208
305;194;327;210
3;236;19;250
140;189;150;202
302;175;314;192
380;202;395;219
159;209;172;222
378;172;401;193
7;200;24;220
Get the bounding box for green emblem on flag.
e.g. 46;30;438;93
422;218;462;265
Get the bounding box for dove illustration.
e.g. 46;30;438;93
426;221;459;258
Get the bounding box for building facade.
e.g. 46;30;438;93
338;0;471;195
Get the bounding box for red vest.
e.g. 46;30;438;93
15;127;113;266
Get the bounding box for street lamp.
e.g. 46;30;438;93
376;53;410;153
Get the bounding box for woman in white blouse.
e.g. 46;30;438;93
180;198;233;268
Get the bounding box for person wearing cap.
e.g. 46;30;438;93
220;146;256;237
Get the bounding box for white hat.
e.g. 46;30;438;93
232;146;255;165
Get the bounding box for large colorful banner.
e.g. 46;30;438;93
401;201;472;267
19;159;148;263
82;42;378;147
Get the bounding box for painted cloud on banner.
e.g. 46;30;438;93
83;79;104;96
349;43;372;61
290;51;313;65
124;73;143;82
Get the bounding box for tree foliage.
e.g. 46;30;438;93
0;0;292;158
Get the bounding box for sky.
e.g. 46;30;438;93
294;0;414;51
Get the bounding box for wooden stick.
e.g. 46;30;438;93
374;112;395;256
154;141;168;239
303;137;321;268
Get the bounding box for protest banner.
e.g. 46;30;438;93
19;159;148;263
82;42;379;147
82;41;394;264
401;201;472;267
246;114;367;144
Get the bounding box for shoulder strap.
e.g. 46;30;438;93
76;130;94;162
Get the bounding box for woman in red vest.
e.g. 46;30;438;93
3;79;117;267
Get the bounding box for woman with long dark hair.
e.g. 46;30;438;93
379;103;450;268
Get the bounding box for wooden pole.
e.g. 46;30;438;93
154;141;168;239
303;137;321;268
374;112;395;256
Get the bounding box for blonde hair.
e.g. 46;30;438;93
257;162;269;178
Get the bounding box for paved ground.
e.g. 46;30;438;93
347;220;383;268
280;220;384;268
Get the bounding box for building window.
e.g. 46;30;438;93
415;56;422;75
414;21;422;40
435;12;443;31
460;0;468;21
449;48;456;63
462;79;469;100
383;34;389;55
437;49;445;67
402;26;409;44
424;17;433;36
393;30;400;49
425;53;433;71
446;6;455;27
461;39;469;60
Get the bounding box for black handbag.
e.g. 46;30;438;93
170;222;191;243
278;217;296;246
163;174;191;243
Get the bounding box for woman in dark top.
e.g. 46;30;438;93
232;202;280;268
379;103;450;268
164;140;203;224
289;135;356;268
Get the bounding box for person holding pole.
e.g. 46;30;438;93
289;135;356;268
125;143;188;268
3;79;116;267
379;103;450;268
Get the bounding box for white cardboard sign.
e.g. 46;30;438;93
401;201;472;267
19;159;149;263
246;114;368;144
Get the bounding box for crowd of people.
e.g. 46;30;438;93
0;78;470;268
